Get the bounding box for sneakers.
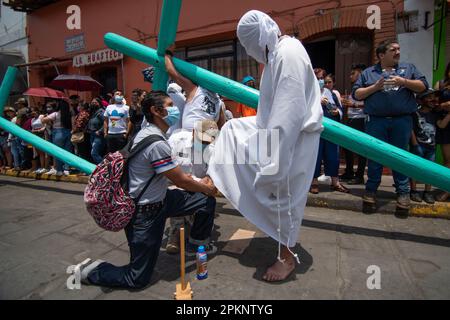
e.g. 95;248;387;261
185;242;217;257
45;168;57;175
410;190;423;203
423;191;435;204
396;193;410;210
80;259;105;285
55;171;63;176
165;228;180;255
34;168;48;175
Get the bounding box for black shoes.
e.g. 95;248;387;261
423;191;435;204
410;190;436;204
410;190;422;203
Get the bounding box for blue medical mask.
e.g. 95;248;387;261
114;95;123;103
163;106;180;127
318;79;325;89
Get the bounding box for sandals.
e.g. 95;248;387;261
309;184;319;194
331;183;350;193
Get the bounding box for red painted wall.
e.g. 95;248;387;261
26;0;403;101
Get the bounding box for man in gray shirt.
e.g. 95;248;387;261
82;91;217;289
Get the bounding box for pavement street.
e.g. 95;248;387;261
1;175;450;300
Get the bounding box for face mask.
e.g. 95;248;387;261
115;95;123;103
318;79;325;89
163;106;180;127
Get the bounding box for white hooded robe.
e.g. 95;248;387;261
208;10;323;256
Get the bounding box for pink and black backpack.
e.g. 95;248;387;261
84;134;164;231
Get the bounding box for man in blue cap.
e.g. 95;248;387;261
237;76;257;117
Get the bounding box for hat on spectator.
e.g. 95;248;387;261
3;106;15;113
194;120;219;143
14;97;27;106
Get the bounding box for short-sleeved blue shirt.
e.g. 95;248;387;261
352;63;428;116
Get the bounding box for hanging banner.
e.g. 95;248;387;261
73;49;123;67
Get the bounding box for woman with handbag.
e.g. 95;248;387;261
87;98;106;164
30;106;47;174
42;100;73;176
71;102;92;163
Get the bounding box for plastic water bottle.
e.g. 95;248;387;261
196;245;208;280
382;69;391;91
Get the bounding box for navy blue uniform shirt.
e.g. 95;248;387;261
352;63;428;116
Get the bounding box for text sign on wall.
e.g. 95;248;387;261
73;49;123;67
65;34;85;53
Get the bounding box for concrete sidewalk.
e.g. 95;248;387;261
308;175;450;219
1;167;448;219
1;175;450;300
0;168;89;184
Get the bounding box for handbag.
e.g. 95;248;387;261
71;132;85;144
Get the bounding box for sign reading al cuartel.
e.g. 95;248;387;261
73;49;124;67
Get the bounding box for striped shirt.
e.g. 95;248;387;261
128;123;177;204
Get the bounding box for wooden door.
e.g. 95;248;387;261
335;33;372;96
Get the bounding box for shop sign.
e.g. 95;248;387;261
65;34;85;53
73;49;123;67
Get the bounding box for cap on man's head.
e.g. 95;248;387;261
241;75;255;85
3;106;15;113
15;97;27;106
417;88;436;100
194;120;219;143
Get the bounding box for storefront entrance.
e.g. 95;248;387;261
92;67;117;97
304;33;372;95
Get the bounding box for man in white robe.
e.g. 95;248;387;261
207;10;323;281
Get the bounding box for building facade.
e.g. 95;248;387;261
0;1;28;104
4;0;447;108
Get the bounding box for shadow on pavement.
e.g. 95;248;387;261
302;219;450;248
0;178;84;196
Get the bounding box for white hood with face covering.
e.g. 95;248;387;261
237;10;281;65
208;10;323;264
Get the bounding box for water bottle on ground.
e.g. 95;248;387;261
196;245;208;280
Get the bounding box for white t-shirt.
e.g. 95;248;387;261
182;86;221;131
168;129;212;179
104;103;130;134
31;115;45;131
47;111;62;129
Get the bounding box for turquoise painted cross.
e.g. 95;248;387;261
0;0;449;192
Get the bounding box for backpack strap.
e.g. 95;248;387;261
127;134;165;160
121;134;166;204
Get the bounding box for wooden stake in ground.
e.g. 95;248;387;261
174;227;193;300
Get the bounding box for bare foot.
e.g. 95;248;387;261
262;256;295;282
